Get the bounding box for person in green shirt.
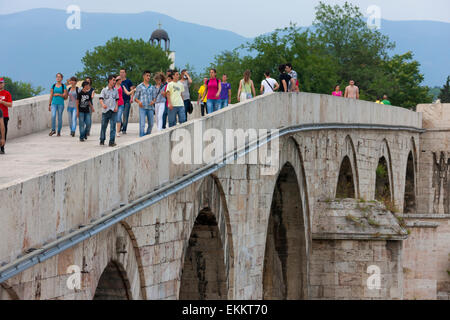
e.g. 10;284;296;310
381;95;392;105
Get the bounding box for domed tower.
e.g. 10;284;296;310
150;23;175;69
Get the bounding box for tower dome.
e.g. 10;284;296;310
149;23;170;51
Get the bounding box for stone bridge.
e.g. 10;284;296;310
0;93;448;300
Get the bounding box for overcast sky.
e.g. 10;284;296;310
2;0;449;37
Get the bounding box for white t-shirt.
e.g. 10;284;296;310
261;78;277;94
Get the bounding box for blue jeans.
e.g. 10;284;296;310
51;104;65;133
219;99;229;109
206;99;221;114
100;110;117;143
116;105;125;123
86;110;92;136
67;107;77;133
162;105;168;129
168;106;187;127
121;102;131;133
139;107;155;137
78;112;91;140
183;99;191;119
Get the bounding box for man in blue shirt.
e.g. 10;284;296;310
134;70;155;137
119;68;133;135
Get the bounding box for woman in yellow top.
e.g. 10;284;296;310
197;77;208;116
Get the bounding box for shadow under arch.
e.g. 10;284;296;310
179;175;234;300
262;137;310;300
404;137;418;213
336;135;359;199
375;139;394;202
93;260;132;300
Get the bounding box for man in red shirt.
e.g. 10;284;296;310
0;78;13;154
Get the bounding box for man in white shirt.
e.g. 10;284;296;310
260;71;280;95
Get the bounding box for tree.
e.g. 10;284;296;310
77;37;172;90
209;26;339;103
379;52;432;108
312;1;431;106
209;1;431;108
4;77;44;101
438;76;450;103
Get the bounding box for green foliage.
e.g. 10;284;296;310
378;52;432;108
76;37;172;91
3;77;44;101
438;76;450;103
376;163;387;178
208;1;432;108
429;86;441;101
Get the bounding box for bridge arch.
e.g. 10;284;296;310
335;135;359;199
179;175;234;300
375;139;394;202
404;137;418;213
91;222;145;300
262;137;310;300
93;260;132;300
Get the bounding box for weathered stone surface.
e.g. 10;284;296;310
312;199;408;240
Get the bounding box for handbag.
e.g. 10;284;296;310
188;102;193;114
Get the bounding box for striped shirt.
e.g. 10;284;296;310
135;83;154;109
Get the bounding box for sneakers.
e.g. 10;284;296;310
117;132;121;137
80;138;85;142
57;132;61;137
49;130;56;136
109;142;117;147
100;141;105;146
122;131;127;135
71;132;75;137
0;149;5;155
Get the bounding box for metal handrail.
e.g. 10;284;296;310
0;122;425;283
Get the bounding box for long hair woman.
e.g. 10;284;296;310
237;70;256;102
48;73;68;136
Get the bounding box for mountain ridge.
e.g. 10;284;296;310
2;8;449;90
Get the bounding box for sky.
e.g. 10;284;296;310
1;0;450;37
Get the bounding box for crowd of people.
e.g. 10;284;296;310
0;64;392;153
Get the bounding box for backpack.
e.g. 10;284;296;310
206;78;220;92
68;87;79;95
52;83;68;99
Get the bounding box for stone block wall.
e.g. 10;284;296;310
309;240;403;299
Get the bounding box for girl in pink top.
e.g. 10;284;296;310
332;85;342;97
115;77;125;137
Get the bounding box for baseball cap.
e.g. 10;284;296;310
0;78;4;83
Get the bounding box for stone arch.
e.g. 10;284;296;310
336;156;356;199
93;260;132;300
179;175;234;300
404;138;418;213
262;137;310;300
0;283;19;300
90;222;144;300
335;135;359;199
375;139;394;202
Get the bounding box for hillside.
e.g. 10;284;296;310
1;8;449;90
